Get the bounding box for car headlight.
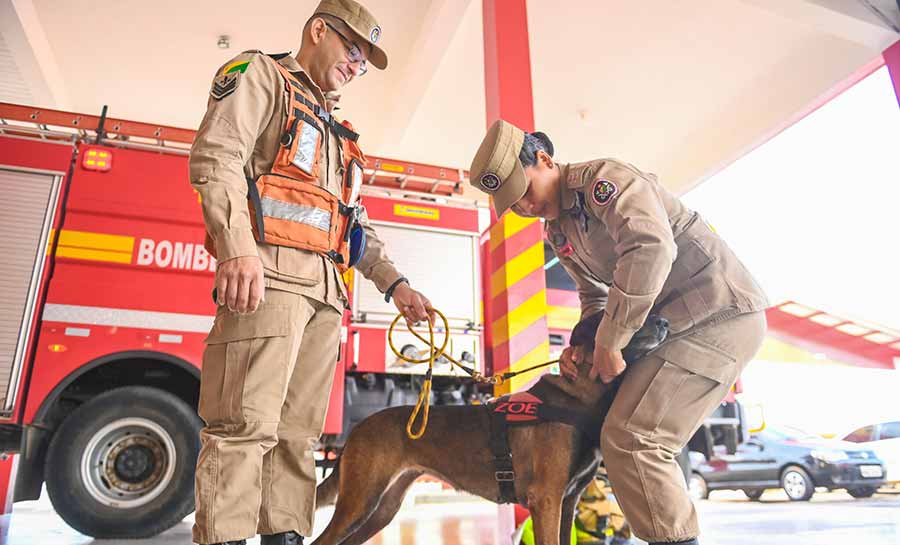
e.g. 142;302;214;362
811;449;849;463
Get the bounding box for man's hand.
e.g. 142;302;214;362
590;344;627;384
559;345;586;381
391;283;435;326
216;255;265;314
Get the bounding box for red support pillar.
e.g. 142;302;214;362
483;0;535;131
884;40;900;109
482;0;547;538
482;0;550;395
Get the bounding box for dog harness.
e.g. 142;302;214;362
485;383;615;504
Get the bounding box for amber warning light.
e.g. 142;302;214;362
82;148;113;172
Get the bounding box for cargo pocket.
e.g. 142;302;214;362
652;333;737;384
200;305;292;425
624;361;691;439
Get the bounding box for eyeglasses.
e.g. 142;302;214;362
325;21;368;76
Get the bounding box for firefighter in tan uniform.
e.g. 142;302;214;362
469;120;769;545
189;2;434;544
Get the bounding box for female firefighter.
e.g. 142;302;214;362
468;120;769;545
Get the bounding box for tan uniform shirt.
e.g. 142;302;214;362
546;159;769;351
190;51;403;311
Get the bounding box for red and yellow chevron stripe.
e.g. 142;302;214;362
488;214;550;394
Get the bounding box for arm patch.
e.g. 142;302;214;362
210;71;241;100
591;179;618;206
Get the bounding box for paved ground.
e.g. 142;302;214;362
3;486;899;545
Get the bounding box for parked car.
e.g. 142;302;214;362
840;420;900;487
688;425;885;501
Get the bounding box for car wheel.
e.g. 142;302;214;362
744;489;764;501
45;386;202;538
847;486;878;498
781;466;815;501
688;472;708;500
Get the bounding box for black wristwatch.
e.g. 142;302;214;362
384;277;409;303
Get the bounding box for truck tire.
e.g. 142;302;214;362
45;386;202;538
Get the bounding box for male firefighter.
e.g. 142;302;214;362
189;1;434;544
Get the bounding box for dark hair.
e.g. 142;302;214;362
518;131;554;167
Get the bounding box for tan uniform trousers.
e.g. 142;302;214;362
600;311;767;543
193;288;342;544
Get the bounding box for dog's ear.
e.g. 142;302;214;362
622;314;669;363
567;311;669;364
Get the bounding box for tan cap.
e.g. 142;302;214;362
314;0;388;70
469;119;527;216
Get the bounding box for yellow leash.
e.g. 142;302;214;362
388;309;560;440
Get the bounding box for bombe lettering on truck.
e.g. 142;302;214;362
136;239;216;272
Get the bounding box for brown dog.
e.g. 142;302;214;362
311;314;668;545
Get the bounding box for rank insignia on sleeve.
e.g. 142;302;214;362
210;71;240;100
591;179;618;206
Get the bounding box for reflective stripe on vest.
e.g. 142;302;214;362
260;197;331;232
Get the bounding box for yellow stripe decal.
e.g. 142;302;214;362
58;230;135;253
56;246;133;264
46;228;56;255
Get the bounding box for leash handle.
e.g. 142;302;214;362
388;311;448;440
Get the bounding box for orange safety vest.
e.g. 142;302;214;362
207;53;367;271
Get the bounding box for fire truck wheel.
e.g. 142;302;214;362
45;386;202;538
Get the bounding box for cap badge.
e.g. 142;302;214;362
591;179;618;206
370;26;381;43
480;172;501;191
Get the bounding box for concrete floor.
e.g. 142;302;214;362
3;486;899;545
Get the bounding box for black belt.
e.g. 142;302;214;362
487;405;517;504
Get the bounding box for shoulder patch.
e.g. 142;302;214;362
222;59;250;75
211;71;240;100
591;179;618;206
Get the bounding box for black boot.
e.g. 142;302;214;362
208;541;246;545
649;539;698;545
260;530;304;545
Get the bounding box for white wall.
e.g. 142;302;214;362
682;66;900;331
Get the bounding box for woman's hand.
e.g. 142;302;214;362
590;344;627;384
559;345;586;381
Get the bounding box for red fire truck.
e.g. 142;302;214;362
0;103;516;538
